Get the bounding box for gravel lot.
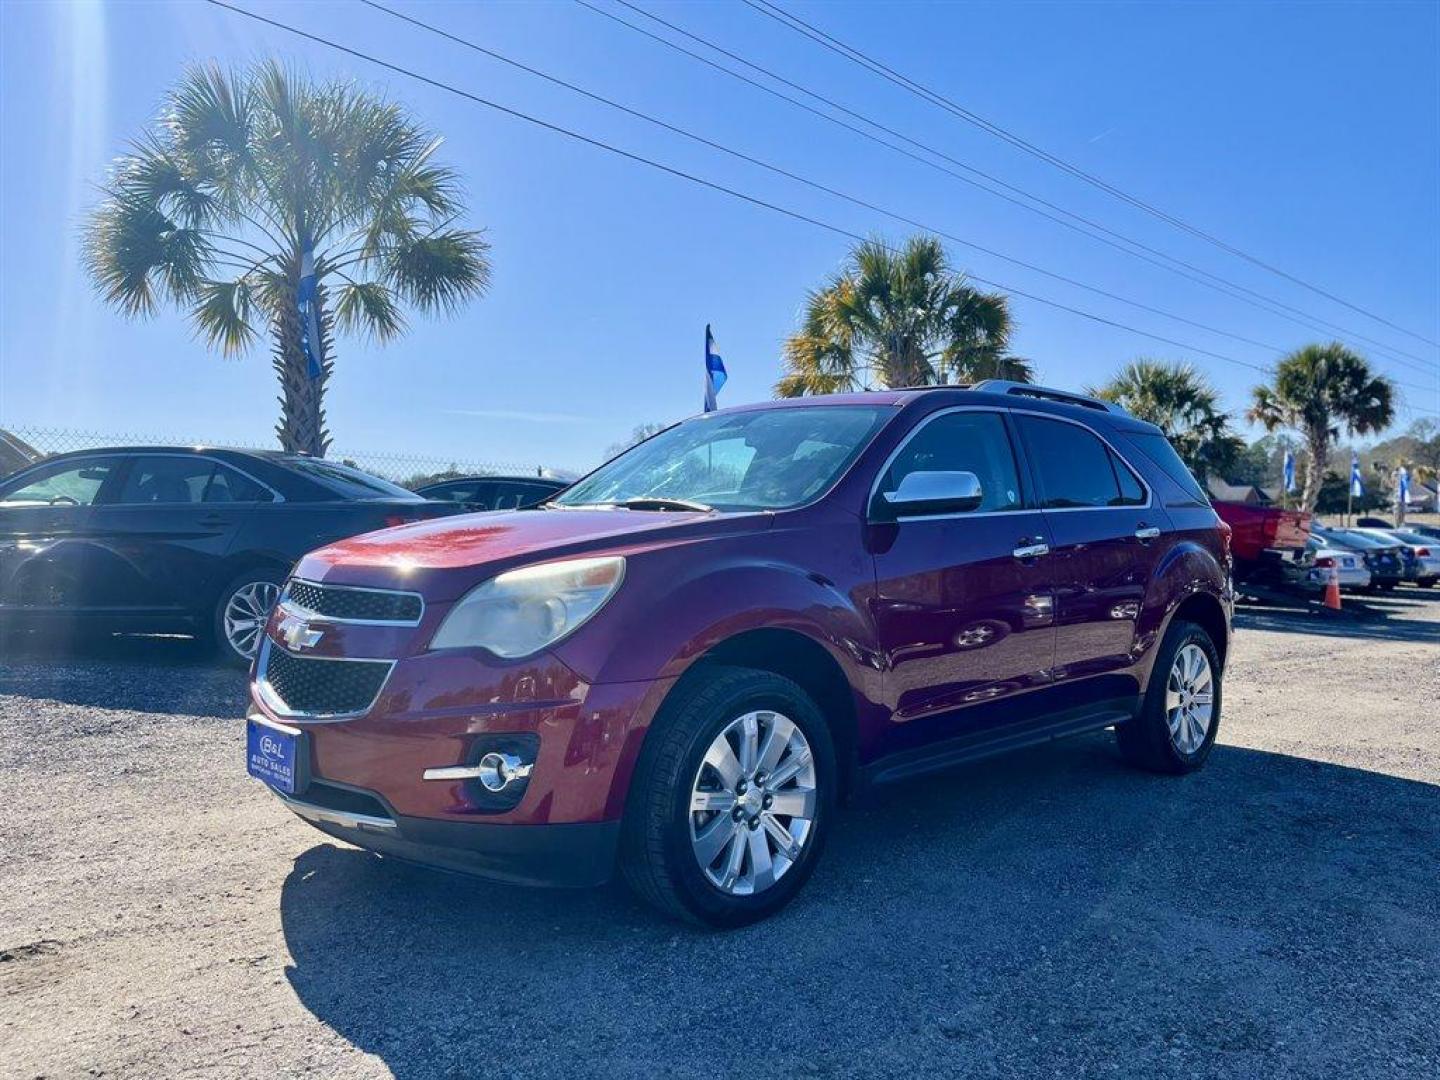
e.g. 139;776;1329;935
2;592;1437;1080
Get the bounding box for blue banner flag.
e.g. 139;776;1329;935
703;324;727;412
1350;452;1364;498
1283;449;1296;493
1398;466;1410;507
297;246;323;380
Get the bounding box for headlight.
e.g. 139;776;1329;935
429;556;625;657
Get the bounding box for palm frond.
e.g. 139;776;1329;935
333;280;406;343
192;277;259;354
384;229;492;313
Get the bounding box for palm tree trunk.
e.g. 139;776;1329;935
1302;426;1328;512
271;282;333;457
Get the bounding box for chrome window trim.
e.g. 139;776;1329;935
1010;409;1152;512
866;405;1152;522
281;578;426;627
254;636;396;723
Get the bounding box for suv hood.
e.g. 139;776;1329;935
293;507;765;600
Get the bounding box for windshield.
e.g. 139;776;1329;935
554;405;893;512
281;458;423;502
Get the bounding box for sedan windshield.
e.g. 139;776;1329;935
555;405;893;512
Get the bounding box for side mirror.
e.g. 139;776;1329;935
875;470;984;519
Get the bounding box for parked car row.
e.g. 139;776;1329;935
0;449;579;664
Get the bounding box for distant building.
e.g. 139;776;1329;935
1207;477;1274;505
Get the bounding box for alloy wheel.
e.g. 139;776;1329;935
1165;643;1214;755
223;580;280;660
688;710;817;896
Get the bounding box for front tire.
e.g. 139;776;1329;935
213;569;285;668
1116;619;1221;774
620;666;836;928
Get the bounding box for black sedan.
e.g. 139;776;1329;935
415;474;566;511
1309;525;1404;591
0;447;460;664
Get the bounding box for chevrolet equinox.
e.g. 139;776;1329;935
246;381;1232;926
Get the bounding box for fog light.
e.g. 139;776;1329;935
477;751;532;792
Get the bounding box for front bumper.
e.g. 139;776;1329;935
272;781;621;887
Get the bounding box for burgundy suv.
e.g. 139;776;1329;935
246;382;1232;926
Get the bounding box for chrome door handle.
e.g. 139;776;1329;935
1013;542;1050;560
1134;525;1161;541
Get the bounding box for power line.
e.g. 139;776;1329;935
358;0;1298;360
592;0;1439;376
203;1;1440;421
744;0;1440;352
364;0;1440;403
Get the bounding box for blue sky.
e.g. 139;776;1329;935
2;0;1437;474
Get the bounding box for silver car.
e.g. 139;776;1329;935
1305;539;1372;592
1354;528;1440;587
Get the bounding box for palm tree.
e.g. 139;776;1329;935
1247;343;1395;511
1089;359;1242;481
775;236;1027;396
82;62;491;455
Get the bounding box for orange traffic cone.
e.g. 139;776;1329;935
1323;567;1342;611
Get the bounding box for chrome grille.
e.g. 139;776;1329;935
257;640;392;718
284;579;423;624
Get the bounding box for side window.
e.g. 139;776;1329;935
881;411;1023;513
1017;416;1143;509
0;456;123;506
205;465;274;503
118;457;215;505
1111;451;1146;506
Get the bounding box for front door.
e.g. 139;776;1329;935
868;409;1056;755
0;455;126;618
86;454;253;616
1012;413;1166;704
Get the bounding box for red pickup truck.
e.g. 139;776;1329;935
1212;500;1312;586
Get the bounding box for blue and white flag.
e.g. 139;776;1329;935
1350;452;1364;498
1397;465;1410;507
1282;449;1296;493
297;246;323;380
702;324;727;412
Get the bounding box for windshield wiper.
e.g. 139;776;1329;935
614;497;714;513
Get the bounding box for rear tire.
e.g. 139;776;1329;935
620;665;836;928
213;569;285;668
1116;619;1221;775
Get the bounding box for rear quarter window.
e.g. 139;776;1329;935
1124;432;1209;507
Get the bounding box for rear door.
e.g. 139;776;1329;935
869;408;1056;751
85;454;261;617
0;455;125;615
1012;413;1161;702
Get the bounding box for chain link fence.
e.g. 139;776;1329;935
0;425;576;489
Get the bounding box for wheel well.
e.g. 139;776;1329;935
210;556;291;609
1172;592;1228;668
685;628;860;797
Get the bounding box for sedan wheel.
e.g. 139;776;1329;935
1165;643;1215;755
688;710;817;897
221;579;280;662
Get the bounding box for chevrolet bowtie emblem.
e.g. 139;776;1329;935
277;611;325;651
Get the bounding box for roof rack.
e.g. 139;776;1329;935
971;380;1127;415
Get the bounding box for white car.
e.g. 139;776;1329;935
1304;539;1371;592
1353;528;1440;587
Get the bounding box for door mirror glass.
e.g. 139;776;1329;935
880;470;984;518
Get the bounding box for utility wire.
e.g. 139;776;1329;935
360;0;1296;360
744;0;1440;351
591;0;1437;375
203;1;1439;418
366;0;1439;401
